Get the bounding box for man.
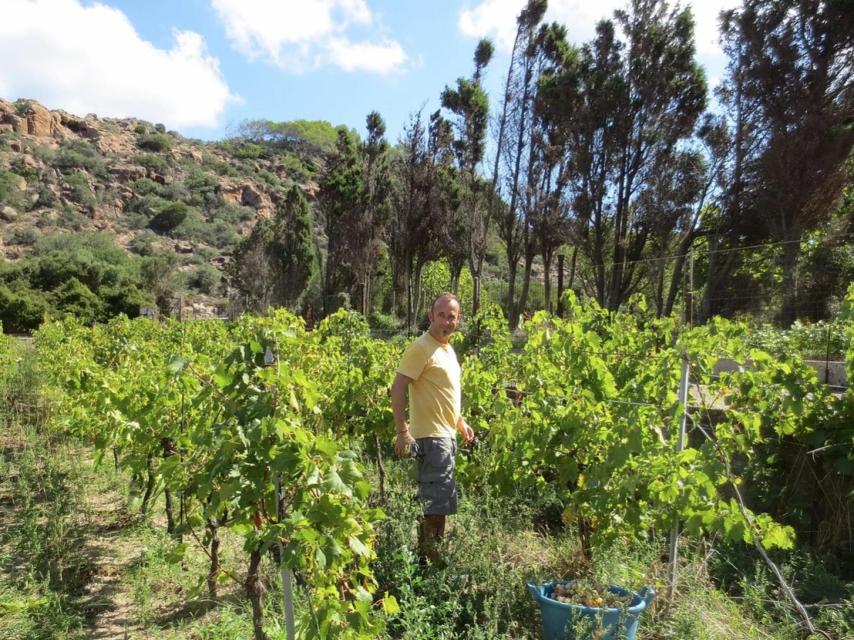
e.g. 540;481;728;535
390;292;475;562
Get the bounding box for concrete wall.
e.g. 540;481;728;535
714;358;848;389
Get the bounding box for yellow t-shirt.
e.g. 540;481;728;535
396;332;461;439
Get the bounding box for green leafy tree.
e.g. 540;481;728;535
716;0;854;325
230;187;315;311
441;38;494;316
545;0;706;311
271;186;315;308
317;127;367;314
50;276;105;324
489;0;548;324
389;110;458;326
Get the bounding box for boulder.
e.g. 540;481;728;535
148;170;173;185
26;103;55;137
176;241;194;254
20;154;40;170
116;185;135;203
110;164;147;182
241;185;262;208
53;110;101;141
0;123;13;134
96;132;136;155
0;113;25;134
0;206;17;222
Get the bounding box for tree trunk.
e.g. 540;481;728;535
314;236;327;317
140;454;155;516
654;246;667;317
413;260;425;327
245;548;267;640
556;253;565;316
472;273;481;318
405;256;414;332
516;253;535;327
663;233;696;318
164;488;175;534
698;235;736;323
207;516;221;600
542;248;553;314
506;248;518;326
449;257;464;293
778;236;801;327
162;438;176;534
568;245;578;291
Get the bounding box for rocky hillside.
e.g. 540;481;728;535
0;97;329;325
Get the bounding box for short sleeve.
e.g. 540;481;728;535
397;342;429;381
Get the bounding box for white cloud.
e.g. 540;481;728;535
212;0;408;75
459;0;528;52
0;0;238;129
325;37;408;74
459;0;740;78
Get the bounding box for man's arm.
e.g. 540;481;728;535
456;415;475;444
390;372;414;457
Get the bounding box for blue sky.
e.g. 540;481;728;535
1;0;738;144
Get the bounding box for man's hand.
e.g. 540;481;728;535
458;417;475;444
395;429;415;458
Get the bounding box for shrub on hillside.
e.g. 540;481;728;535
64;172;96;210
183;218;239;249
148;202;190;234
13;99;33;116
34;185;58;209
131;177;161;196
137;154;169;173
0;132;17;151
9;227;41;246
0;285;49;333
10;157;38;183
49;277;105;324
138;133;173;153
32;144;56;164
129;231;159;256
283;152;314;182
184;264;221;295
0;170;26;208
184;168;221;208
56;206;90;231
55;139;106;176
159;180;191;203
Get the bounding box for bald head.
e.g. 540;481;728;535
431;292;460;313
427;293;461;344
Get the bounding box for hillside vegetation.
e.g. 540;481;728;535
0;97;338;330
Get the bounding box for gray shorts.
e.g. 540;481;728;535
413;437;458;515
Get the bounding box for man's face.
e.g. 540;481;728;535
428;297;461;341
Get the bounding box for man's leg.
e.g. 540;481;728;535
415;438;455;563
418;514;446;562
